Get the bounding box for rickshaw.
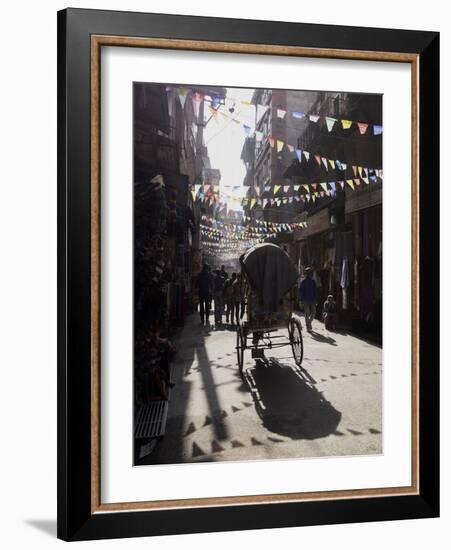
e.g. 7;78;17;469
236;243;304;374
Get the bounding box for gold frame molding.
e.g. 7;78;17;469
90;35;419;514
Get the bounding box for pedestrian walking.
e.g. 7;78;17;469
196;263;213;325
322;294;337;331
299;266;317;332
220;264;229;280
223;272;236;324
213;269;225;326
231;273;243;325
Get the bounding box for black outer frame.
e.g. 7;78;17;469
57;8;439;542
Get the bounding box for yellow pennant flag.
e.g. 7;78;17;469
358;166;363;178
320;182;328;192
302;184;310;193
346;179;355;190
250;198;257;209
328;159;335;169
191;190;196;201
274;185;281;194
277;140;284;153
341;119;352;129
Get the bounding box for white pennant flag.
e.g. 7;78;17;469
325;117;336;132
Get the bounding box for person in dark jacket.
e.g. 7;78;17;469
213;269;226;326
197;264;213;325
223;273;236;324
220;264;229;280
299;267;317;332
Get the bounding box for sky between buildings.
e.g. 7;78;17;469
203;87;255;211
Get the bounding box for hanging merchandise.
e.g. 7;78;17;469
340;257;349;310
177;87;189;109
353;258;360;310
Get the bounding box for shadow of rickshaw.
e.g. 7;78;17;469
243;358;341;439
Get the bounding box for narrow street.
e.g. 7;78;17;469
138;313;382;465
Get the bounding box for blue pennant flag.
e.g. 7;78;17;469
373;125;383;135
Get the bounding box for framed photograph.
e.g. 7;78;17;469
57;8;439;541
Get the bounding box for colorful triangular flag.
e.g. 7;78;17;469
357;122;368;135
341;119;352;130
325;117;336;132
373;125;383;135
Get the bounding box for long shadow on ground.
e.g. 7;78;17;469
244;359;341;439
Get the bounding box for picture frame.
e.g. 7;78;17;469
57;7;439;541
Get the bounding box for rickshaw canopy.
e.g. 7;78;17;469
240;243;298;311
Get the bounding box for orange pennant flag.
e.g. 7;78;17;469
357;122;369;135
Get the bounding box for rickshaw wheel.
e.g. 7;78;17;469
236;322;245;374
289;316;304;366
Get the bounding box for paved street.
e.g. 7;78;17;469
139;312;382;465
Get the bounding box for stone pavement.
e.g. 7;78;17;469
138;312;382;465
